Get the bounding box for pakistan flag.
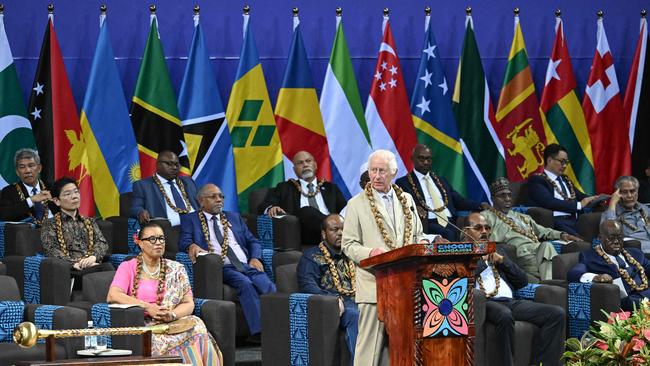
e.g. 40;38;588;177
0;13;36;187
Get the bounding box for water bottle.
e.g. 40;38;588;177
85;321;97;350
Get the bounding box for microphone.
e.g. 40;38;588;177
409;204;478;245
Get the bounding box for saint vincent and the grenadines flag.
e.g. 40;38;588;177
452;14;506;199
80;14;140;218
178;14;238;212
130;14;190;178
28;15;95;216
411;13;467;195
0;11;36;188
495;15;547;182
226;14;284;213
540;17;595;195
275;17;331;181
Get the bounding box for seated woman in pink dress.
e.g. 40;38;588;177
107;222;222;365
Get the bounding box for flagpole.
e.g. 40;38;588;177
193;5;199;27
99;4;106;28
382;8;389;34
465;6;473;28
513;7;520;29
335;6;341;27
424;7;430;33
48;4;53;25
242;5;250;37
292;7;299;31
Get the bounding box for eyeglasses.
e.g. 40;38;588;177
551;157;570;166
465;224;492;232
158;160;180;168
140;236;166;245
60;189;80;198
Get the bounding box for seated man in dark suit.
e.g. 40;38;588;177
180;183;276;338
527;143;598;235
129;150;199;227
568;219;650;311
258;150;347;246
396;144;486;240
297;214;358;359
0;148;52;224
463;212;565;366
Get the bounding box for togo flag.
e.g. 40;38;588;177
0;11;36;187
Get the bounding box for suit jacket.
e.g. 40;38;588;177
568;247;650;299
527;173;587;214
0;182;50;222
396;171;481;219
342;188;424;303
128;176;199;219
178;210;262;261
475;246;529;293
257;180;346;215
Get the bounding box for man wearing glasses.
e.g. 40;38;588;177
463;212;565;366
601;176;650;253
527;144;598;235
569;220;650;311
130;150;199;227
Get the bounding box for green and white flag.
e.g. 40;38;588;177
320;16;373;198
0;12;36;187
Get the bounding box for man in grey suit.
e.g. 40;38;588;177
342;149;427;366
129;150;199;226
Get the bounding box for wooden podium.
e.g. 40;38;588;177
360;241;494;366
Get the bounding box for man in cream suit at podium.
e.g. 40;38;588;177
342;149;426;366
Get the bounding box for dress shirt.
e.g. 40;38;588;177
544;170;581;216
202;211;248;265
476;260;513;299
298;179;330;214
23;182;53;219
413;170;451;220
602;203;650;252
579;245;628;297
157;174;194;226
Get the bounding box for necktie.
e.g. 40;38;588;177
382;194;395;227
557;176;569;197
31;187;45;220
307;183;319;209
167;180;187;210
212;216;244;272
425;176;447;227
615;255;627;269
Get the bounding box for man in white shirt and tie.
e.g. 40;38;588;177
0;148;52;224
527;144;598;235
259;150;347;246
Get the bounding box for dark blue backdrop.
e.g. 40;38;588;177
6;0;648;124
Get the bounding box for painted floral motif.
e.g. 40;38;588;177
421;277;469;337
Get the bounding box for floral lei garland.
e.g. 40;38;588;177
198;212;230;261
152;175;192;214
364;182;413;250
54;212;94;259
595;245;648;292
15;180;49;225
539;173;576;200
477;261;501;298
406;173;448;214
487;206;540;244
290;178;325;198
319;242;355;297
617;209;650;232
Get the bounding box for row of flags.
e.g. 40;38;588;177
0;10;648;217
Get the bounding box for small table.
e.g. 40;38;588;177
16;355;184;366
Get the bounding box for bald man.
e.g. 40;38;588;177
259;150;347;246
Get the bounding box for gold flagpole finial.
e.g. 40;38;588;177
47;4;54;14
193;5;200;15
425;7;431;15
0;5;4;14
465;7;472;15
336;7;342;16
641;9;647;18
513;7;520;16
383;8;390;16
243;5;250;15
292;7;299;16
100;5;107;14
555;9;561;18
597;10;603;18
149;5;156;14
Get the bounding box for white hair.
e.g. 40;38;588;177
368;150;398;175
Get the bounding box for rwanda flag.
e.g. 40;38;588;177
80;15;140;218
275;16;331;181
130;14;189;177
225;13;283;213
178;14;238;212
411;14;467;195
